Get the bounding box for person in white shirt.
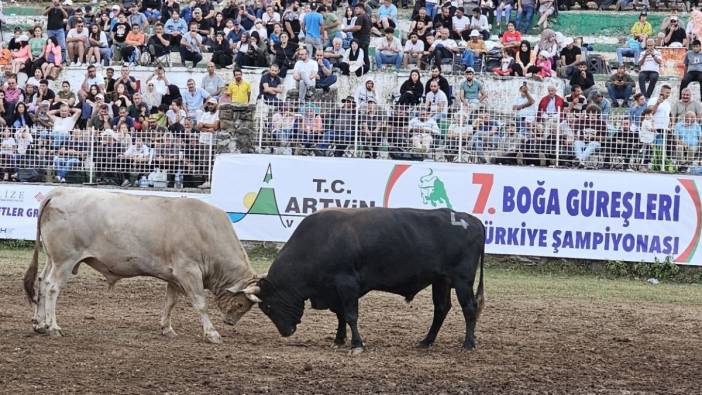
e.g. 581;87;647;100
66;20;89;66
375;27;403;71
197;97;220;133
293;48;319;100
146;66;170;96
47;104;81;144
430;28;459;66
409;110;440;152
403;32;425;67
638;38;662;99
451;7;471;40
354;78;377;105
646;84;673;158
512;83;536;137
425;80;448;121
469;7;490;41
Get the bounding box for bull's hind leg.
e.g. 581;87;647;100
453;277;478;350
32;259;52;334
418;280;452;348
43;260;77;337
160;283;179;338
333;310;347;346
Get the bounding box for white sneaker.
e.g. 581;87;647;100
76;62;82;67
60;177;66;183
70;62;77;67
55;176;62;182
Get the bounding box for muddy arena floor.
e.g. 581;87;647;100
2;253;702;394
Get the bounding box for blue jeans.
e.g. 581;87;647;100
47;29;67;63
144;9;161;22
426;3;437;19
607;84;633;105
470;130;499;162
375;53;402;70
461;50;475;68
317;74;338;89
616;47;640;65
515;5;535;33
53;157;81;178
574;141;601;161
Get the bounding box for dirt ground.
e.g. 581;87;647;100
2;260;702;394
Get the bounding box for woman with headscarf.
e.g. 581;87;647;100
399;69;424;106
534;29;558;69
512;40;535;77
340;39;366;77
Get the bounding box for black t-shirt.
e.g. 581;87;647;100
433;14;452;30
259;73;282;99
354;13;371;46
193;17;212;40
665;27;687;45
560;46;581;65
46;7;66;30
38;89;56;102
413;14;432;26
112;22;132;43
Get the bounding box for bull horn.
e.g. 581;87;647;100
242;285;260;295
256;272;268;279
245;294;263;303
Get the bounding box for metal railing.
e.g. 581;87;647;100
0;126;214;188
254;99;701;174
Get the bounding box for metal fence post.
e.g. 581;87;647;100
88;129;95;184
353;104;359;157
661;127;667;172
257;100;264;153
556;110;561;167
207;136;214;185
457;103;464;162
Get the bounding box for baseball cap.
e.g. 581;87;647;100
112;5;120;11
207;97;218;104
469;30;479;37
342;95;355;103
465;67;475;73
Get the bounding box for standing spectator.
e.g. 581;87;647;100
500;21;522;49
315;51;337;91
661;16;687;47
469;8;490;40
45;0;68;63
293;48;318;100
671;88;702;125
111;13;132;63
196;97;220;133
272;32;297;78
321;7;341;47
375;28;403;71
201;62;226;99
302;5;324;56
53;129;89;183
607;66;636;108
515;0;535;34
646;84;673;158
570;61;595;97
680;40;702;100
638;38;661;99
180;22;205;68
260;64;283;105
512;83;536;136
342;3;372;73
226;69;251;104
558;38;582;78
495;0;514;30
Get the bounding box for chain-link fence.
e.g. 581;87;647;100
0;126;214;188
254;99;701;174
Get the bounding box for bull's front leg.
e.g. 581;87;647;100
178;271;222;344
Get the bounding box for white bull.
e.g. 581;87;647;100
23;188;262;344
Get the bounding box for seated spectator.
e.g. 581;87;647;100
492;47;515;76
182;78;210;119
180;22;205;68
260;64;284;105
661;15;687;47
425;80;449;121
378;0;398;30
89;104;114;132
271;103;296;146
573;105;607;165
408;110;439;153
121;24;146;65
589;90;612;120
462;30;487;69
500;21;522;49
469;8;490;41
469;111;500;163
565;85;588;117
112;106;136;131
425;65;451;105
536;0;555;30
631;12;652;43
673;111;701;165
672;88;702;124
115;66;138;96
528;51;553;80
354;78;378;106
433;6;452;32
534;29;559;69
11;102;33;129
111;13;132;63
558;38;582;78
570;61;595;97
515;0;536;34
41;37;63;80
638;38;661;99
227;69;251;104
164;9;187;46
324;38;345;68
680;40;702;101
340;40;366;76
87;23;112;66
607;66;635;108
166;100;187;127
118;137;152;186
398;69;424;106
53;129;89;183
293;48;318;100
47;104;81;147
315;51;337;91
451;7;471;40
458;67;487;110
403;33;424;68
142;80;163;111
10;35;30;75
201;62;226;99
375;28;403;71
128;3;149;30
429;28;459;66
419;35;437;69
411;7;433;32
616;36;642;67
512;40;534;77
147;23;172;63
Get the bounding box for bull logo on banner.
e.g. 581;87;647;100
419;169;452;209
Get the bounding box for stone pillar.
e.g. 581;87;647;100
218;103;257;153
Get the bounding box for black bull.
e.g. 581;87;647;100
255;208;485;352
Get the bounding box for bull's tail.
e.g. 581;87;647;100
23;196;51;304
475;240;485;320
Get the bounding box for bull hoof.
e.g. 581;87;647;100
161;327;177;338
32;321;48;334
417;340;434;349
206;331;223;344
462;342;476;351
349;347;364;356
47;327;64;337
333;338;346;346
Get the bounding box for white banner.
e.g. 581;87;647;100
0;185;209;240
211;154;702;266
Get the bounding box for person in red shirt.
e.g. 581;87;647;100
500;21;522;49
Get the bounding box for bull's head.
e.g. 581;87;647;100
255;278;303;338
219;281;263;326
